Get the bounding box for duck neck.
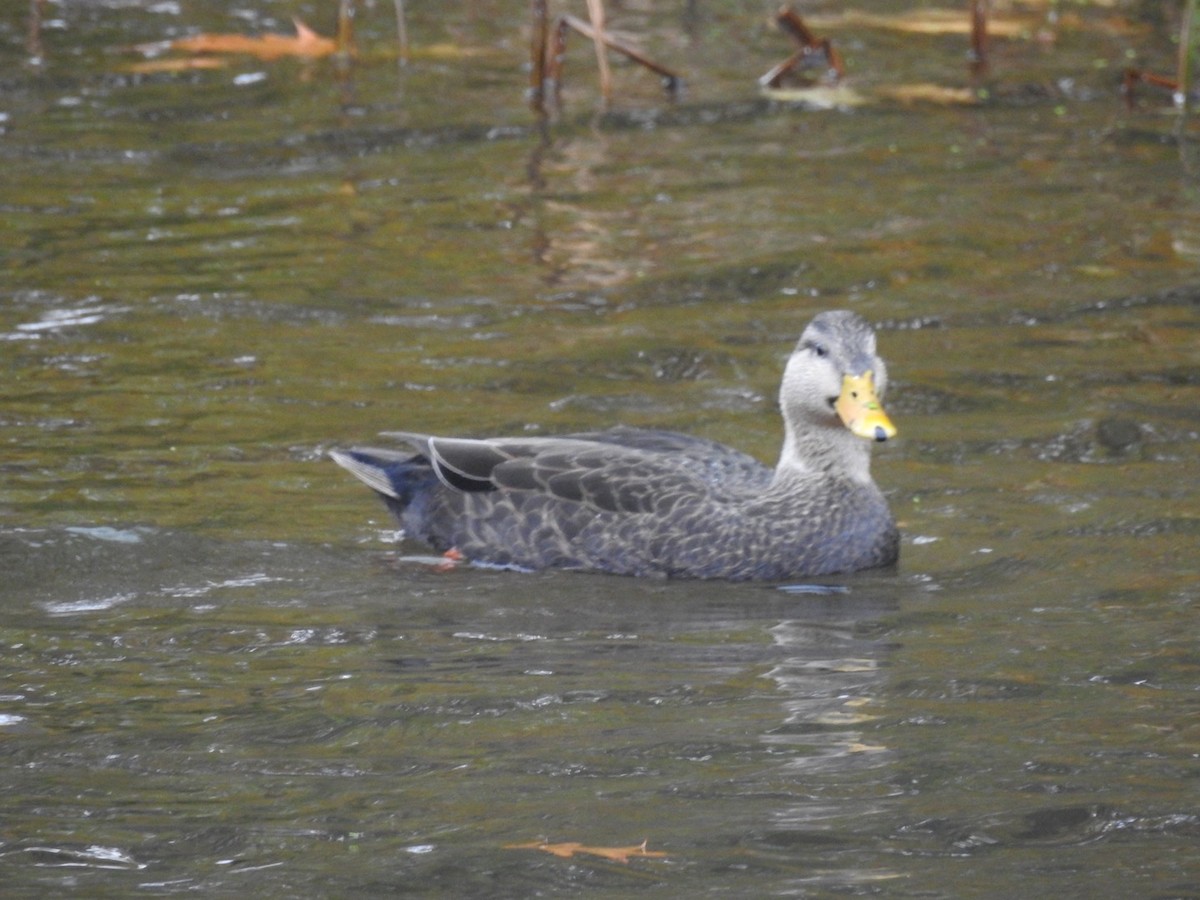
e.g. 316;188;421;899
774;422;873;486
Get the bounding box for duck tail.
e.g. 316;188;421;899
329;447;438;512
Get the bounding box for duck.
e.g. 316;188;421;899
330;309;898;581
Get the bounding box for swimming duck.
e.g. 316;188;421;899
331;310;898;580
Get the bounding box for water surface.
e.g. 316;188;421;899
1;1;1198;896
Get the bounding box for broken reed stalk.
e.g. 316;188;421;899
27;0;45;60
775;5;820;47
530;0;549;112
761;6;842;88
1121;68;1177;108
559;14;682;93
1178;0;1197;108
1177;0;1198;147
548;16;570;108
758;50;806;88
585;0;612;103
336;0;356;61
394;0;409;65
969;0;989;77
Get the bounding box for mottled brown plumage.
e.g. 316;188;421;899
331;310;898;580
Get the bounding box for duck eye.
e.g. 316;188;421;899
807;341;828;358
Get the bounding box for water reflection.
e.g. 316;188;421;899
750;601;906;891
766;622;889;772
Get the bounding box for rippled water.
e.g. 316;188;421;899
2;0;1199;896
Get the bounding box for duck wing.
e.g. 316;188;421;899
379;427;770;514
563;427;771;496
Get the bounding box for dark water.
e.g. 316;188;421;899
2;1;1198;896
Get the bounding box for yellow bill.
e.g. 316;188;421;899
835;372;897;442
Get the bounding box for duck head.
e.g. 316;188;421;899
777;311;896;479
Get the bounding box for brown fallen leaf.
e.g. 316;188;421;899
161;18;337;61
124;56;228;74
811;9;1034;38
876;83;982;106
409;42;494;61
760;83;869;109
504;839;669;864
